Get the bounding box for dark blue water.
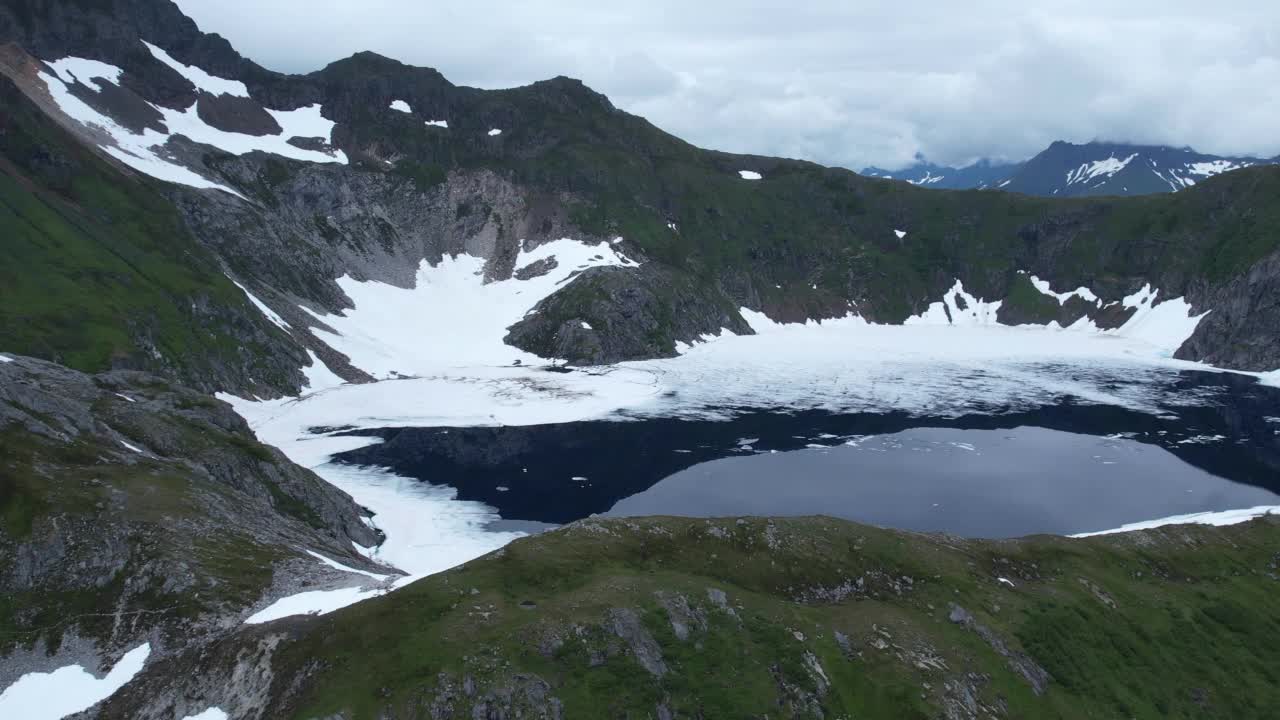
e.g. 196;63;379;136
332;370;1280;537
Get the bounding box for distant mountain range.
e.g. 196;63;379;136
863;141;1279;197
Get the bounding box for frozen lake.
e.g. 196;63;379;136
333;370;1280;538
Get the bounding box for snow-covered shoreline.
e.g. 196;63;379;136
217;238;1280;624
1072;506;1279;537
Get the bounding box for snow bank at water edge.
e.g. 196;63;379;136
222;394;526;622
892;278;1208;358
1071;506;1279;537
0;643;151;720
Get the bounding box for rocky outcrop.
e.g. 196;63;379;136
504;265;752;364
1178;246;1280;371
0;355;384;689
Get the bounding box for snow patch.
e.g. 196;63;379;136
153;101;346;165
488;128;503;136
1186;160;1247;177
0;643;150;720
38;54;347;198
893;229;907;239
1072;506;1279;537
301;350;345;392
245;585;384;624
1026;274;1100;306
1065;153;1137;186
389;99;411;113
1111;285;1208;353
181;709;228;720
142;41;248;98
900;278;1205;357
304;550;391;581
119;440;144;454
303;239;640;377
909;170;945;185
904;280;1002;326
230;279;290;330
45;57;122;87
738;170;763;180
580;321;593;330
0;355;12;363
265;104;343;158
425;119;449;128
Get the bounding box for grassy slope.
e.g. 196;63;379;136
256;515;1280;719
0;75;296;393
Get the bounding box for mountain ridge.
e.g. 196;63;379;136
6;5;1280;381
863;140;1277;198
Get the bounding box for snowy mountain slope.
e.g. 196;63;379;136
3;0;1280;388
1001;141;1274;197
861;157;1019;190
865;141;1276;198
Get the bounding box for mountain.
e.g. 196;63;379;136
3;1;1280;717
1002;141;1275;197
862;142;1276;198
0;356;386;693
861;156;1018;190
3;0;1280;377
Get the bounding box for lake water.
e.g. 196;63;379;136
332;369;1280;538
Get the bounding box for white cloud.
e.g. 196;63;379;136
175;0;1280;169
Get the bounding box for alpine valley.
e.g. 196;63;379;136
2;1;1280;719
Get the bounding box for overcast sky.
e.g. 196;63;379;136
175;1;1280;170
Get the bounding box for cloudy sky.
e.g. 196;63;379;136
175;0;1280;170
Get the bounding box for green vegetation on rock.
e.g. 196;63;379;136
123;514;1280;720
0;76;300;395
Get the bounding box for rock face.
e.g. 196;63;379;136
1178;246;1280;371
0;355;383;690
